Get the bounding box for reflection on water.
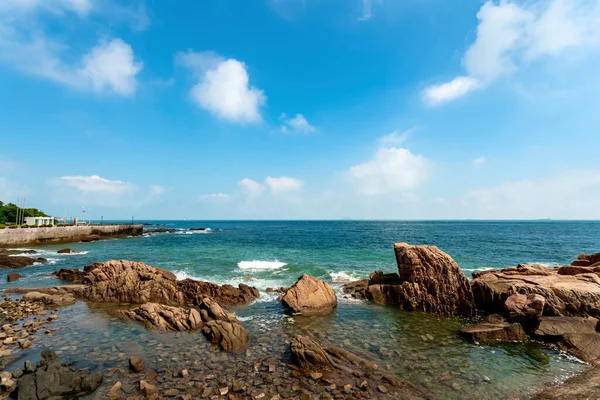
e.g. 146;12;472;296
5;297;582;400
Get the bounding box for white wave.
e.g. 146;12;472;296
237;260;287;271
329;271;363;283
60;251;89;256
173;270;202;281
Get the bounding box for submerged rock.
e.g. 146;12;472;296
118;302;203;332
460;315;528;343
7;272;23;282
16;350;103;400
22;291;76;307
281;274;337;315
534;365;600;399
290;335;433;399
57;248;79;254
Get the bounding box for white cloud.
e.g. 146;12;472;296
200;193;231;201
424;0;600;104
463;170;600;219
49;175;137;206
78;39;143;96
0;0;143;95
177;51;265;122
280;113;316;134
349;147;432;196
378;129;413;146
238;178;266;197
473;156;486;165
423;76;481;105
265;176;303;194
149;185;165;197
0;0;93;15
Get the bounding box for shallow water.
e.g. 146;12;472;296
2;220;598;398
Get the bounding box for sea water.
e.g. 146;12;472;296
2;220;599;398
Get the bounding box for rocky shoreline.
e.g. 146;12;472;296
1;243;599;398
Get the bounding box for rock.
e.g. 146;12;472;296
203;320;249;354
118;303;203;332
281;274;337;315
0;255;46;269
367;243;475;317
53;268;86;283
140;380;157;395
129;356;145;373
342;280;369;299
460;315;528;343
290;335;432;399
57;248;79;254
571;252;600;267
7;272;23;282
505;293;546;332
534;316;599;340
22;291;76;307
560;333;600;364
109;381;122;394
24;360;36;374
80;260;259;307
16;350;102;400
471;266;600;318
534;365;600;399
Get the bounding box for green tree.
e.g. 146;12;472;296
0;201;49;224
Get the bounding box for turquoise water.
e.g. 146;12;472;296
2;220;599;398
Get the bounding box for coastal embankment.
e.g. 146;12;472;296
0;224;143;247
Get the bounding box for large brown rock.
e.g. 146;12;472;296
571;252;600;267
7;272;23;282
460;315;528;343
281;274;337;315
53;268;86;283
382;243;475;317
290;335;433;400
533;316;600;364
80;260;259;307
471;266;600;317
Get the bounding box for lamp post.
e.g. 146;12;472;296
132;216;134;225
101;216;103;226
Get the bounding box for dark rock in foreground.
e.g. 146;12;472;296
282;274;337;315
290;334;434;399
53;268;86;284
16;350;103;400
460;315;528;343
57;248;79;254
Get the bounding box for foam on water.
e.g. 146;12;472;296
329;271;364;283
237;260;287;271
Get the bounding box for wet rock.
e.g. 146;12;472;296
290;335;433;399
57;248;79;254
342;280;369;299
0;255;46;269
367;243;475;317
129;356;145;372
16;350;102;400
460;315;528;343
281;274;337;315
22;291;76;307
7;272;23;282
560;333;600;365
534;316;599;340
534;365;600;399
140;380;157;395
118;303;203;332
53;268;86;283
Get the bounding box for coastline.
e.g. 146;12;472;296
0;225;144;247
1;222;599;399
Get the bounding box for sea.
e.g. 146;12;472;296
2;220;600;399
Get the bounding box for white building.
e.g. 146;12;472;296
25;217;54;226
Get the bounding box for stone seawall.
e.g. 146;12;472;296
0;225;143;247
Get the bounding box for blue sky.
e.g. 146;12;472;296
1;0;600;220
